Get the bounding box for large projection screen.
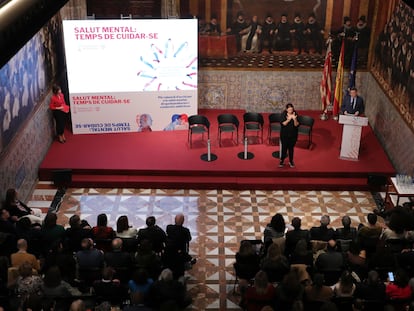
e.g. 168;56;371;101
62;19;198;134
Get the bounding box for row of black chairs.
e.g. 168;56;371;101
188;112;314;148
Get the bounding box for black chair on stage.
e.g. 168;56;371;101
297;115;314;149
217;113;239;146
188;115;210;148
268;112;282;144
243;112;264;144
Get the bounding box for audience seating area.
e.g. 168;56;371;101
234;210;414;311
0;210;195;311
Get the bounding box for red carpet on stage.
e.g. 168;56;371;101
39;109;395;190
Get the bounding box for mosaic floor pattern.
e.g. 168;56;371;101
29;181;383;310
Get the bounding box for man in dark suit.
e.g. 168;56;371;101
310;215;335;242
137;216;167;254
104;238;133;282
285;217;310;256
164;214;195;279
341;87;364;115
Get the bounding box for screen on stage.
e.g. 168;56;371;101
62;19;198;134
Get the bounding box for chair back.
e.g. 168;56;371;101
218;114;239;127
269;112;283;124
298;115;314;128
243;112;264;126
189;115;210;129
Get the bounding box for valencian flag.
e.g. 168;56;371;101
348;38;358;89
320;38;332;113
333;38;345;116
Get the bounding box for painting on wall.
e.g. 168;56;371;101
371;0;414;132
0;15;63;155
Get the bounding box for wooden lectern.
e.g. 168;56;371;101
338;115;368;160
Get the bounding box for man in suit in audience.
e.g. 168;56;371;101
75;238;104;269
104;238;133;282
164;214;195;279
137;216;167;254
285;217;310;256
310;215;335;242
335;215;357;241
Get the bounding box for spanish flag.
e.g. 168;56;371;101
333;39;345;117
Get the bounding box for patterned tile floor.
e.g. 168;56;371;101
29;181;388;310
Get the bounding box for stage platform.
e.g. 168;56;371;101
38;109;395;190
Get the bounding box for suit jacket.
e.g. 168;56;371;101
166;224;191;253
341;94;364;114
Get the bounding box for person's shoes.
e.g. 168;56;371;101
279;161;284;168
289;162;295;168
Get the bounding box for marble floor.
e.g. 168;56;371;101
29;181;387;310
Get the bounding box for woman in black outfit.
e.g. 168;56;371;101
279;103;300;168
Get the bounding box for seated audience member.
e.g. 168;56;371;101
0;208;18;256
242;270;277;311
137;216;167;254
285;217;310;257
147;268;192;310
358;213;383;239
15;217;43;257
42;241;77;283
104;238;133;282
92;267;128;305
346;241;367;280
43;265;82;297
41;212;66;255
165;213;195;277
335;215;357;241
128;268;154;299
385;268;412;300
116;215;137;238
260;242;290;283
91;213;116;252
289;238;313;268
2;188;43;225
75;238;104;285
310;215;335;242
11;238;40;271
358;213;383;255
263;213;288;247
381;210;407;240
15;262;44;300
354;270;385;302
304;273;334;303
234;240;261;292
332;270;356;297
134;239;162;280
315;240;345;272
275;269;305;309
64;215;92;253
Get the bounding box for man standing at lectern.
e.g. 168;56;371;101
341;87;364;115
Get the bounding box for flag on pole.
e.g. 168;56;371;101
320;38;332;113
333;39;345;117
348;37;358;89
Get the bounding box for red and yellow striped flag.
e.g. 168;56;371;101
333;39;345;117
320;38;332;113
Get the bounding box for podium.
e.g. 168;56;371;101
338;115;368;160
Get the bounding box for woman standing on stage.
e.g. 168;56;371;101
279;103;299;168
49;84;69;143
